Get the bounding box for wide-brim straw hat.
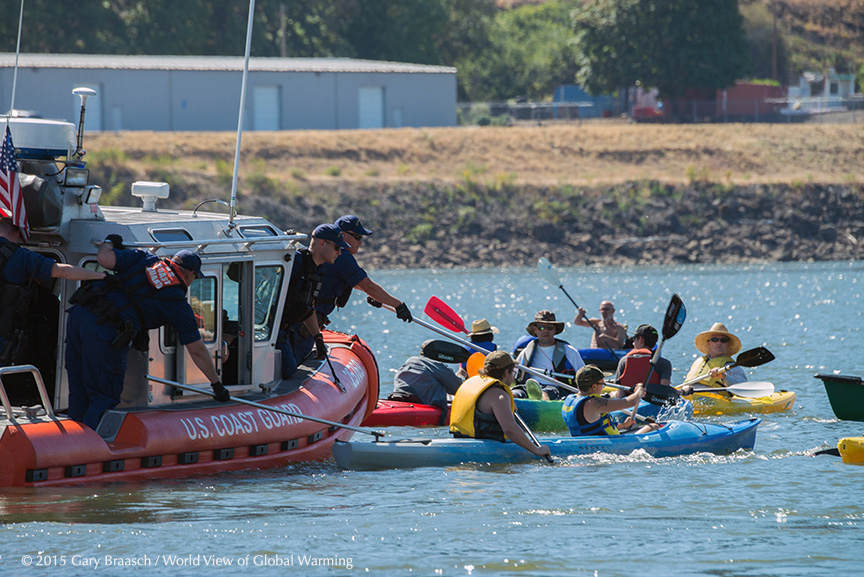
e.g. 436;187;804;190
695;322;742;356
526;310;565;336
468;318;499;337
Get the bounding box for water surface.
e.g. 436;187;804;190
2;261;862;576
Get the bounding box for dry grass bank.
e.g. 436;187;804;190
88;123;864;194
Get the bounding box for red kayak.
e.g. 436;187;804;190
362;399;446;427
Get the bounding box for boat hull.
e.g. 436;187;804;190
0;332;378;487
362;399;446;427
815;374;864;421
577;348;628;371
837;437;864;465
685;390;795;415
333;418;760;471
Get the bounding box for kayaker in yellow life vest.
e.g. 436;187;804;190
450;351;551;459
685;323;747;393
561;365;662;436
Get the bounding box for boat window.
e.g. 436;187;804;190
151;229;193;242
189;277;217;344
240;225;279;238
254;265;283;342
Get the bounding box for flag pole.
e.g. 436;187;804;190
8;0;25;116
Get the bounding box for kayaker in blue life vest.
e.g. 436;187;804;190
684;323;747;394
562;365;661;436
450;351;550;459
276;224;348;379
315;215;412;326
514;310;584;400
609;324;672;397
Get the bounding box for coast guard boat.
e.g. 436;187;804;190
0;95;379;487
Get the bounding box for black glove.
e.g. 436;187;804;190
395;302;412;322
103;273;123;289
314;334;328;360
104;234;124;249
367;296;383;308
211;381;230;402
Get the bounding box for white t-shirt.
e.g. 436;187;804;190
516;342;585;386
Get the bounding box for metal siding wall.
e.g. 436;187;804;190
2;65;456;131
384;73;457;127
281;72;337;130
171;70;242;131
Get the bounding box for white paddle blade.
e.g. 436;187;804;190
537;257;561;288
691;381;775;399
726;381;775;398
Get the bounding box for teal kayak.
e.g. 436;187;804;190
515;398;694;431
332;418;759;471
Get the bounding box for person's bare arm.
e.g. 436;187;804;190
485;389;550;457
582;388;644;424
97;241;117;270
185;339;220;384
573;307;598;329
51;263;106;281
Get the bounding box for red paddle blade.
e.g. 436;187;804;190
424;296;469;333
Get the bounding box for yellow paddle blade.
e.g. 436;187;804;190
466;352;485;377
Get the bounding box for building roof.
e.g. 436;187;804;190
0;53;456;75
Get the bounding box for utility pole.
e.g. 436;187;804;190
279;3;287;58
772;1;778;81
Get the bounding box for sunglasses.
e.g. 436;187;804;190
346;232;363;241
534;324;556;331
708;337;730;343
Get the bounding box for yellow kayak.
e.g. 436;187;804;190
684;389;796;415
837;438;864;465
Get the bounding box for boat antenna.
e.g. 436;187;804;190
7;0;25;117
72;87;96;159
226;0;256;236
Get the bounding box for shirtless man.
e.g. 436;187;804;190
574;300;628;349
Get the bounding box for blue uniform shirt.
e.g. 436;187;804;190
105;249;201;345
0;239;55;285
315;249;368;316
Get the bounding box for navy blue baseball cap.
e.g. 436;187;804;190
173;249;204;278
312;223;350;248
335;214;373;236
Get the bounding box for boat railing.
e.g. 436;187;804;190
0;365;56;422
88;233;307;255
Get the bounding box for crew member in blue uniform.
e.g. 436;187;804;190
65;235;223;429
0;216;105;366
276;223;347;379
316;214;412;325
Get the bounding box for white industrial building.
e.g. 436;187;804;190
0;53;457;131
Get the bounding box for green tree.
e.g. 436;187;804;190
576;0;749;108
459;0;582;101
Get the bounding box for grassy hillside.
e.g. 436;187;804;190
87;124;864;209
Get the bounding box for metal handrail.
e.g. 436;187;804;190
0;365;56;422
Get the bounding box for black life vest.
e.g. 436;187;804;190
281;248;323;328
0;240;36;365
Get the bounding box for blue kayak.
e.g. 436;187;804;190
515;397;694;432
332;418;760;470
578;348;629;371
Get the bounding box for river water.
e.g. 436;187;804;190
2;261;862;576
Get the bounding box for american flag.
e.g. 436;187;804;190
0;125;29;241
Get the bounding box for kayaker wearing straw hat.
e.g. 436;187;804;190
685;322;747;391
461;318;499;369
